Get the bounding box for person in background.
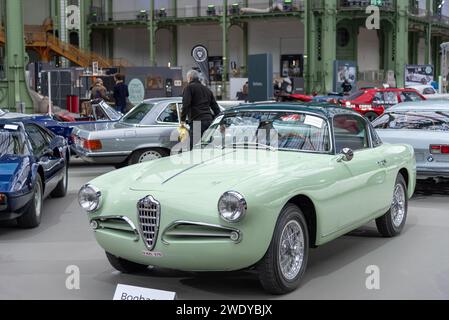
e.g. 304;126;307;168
341;79;352;95
113;73;129;114
90;78;109;101
181;69;221;150
242;81;249;102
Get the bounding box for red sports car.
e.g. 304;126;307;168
339;88;426;121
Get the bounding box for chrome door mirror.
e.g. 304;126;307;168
337;148;354;162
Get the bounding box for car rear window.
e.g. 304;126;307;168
120;103;155;124
373;111;449;131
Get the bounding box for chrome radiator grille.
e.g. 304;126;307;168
137;196;160;250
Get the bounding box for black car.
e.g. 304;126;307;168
0;120;69;228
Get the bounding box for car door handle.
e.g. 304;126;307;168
377;160;387;167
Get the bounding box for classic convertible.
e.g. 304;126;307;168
79;103;416;294
0;120;69;228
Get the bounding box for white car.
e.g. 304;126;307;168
407;85;449;100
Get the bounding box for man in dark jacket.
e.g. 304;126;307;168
113;74;129;113
181;70;221;150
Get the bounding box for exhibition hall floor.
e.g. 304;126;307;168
0;160;448;300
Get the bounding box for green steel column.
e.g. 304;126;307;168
222;0;230;98
322;0;337;93
79;0;92;50
425;0;432;65
242;22;248;77
148;0;156;66
107;0;113;21
303;0;310;93
0;0;33;112
172;0;177;17
171;26;178;66
394;0;409;87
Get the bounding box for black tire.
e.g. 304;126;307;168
257;204;309;295
51;160;68;198
376;174;408;237
364;111;379;122
17;175;43;229
128;148;169;165
105;252;149;273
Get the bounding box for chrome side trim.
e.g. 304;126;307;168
91;215;139;241
162;220;242;245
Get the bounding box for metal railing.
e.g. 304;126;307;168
89;1;304;23
338;0;395;10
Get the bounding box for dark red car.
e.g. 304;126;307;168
339;88;426;121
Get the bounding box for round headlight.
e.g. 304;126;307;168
218;191;247;223
78;184;102;213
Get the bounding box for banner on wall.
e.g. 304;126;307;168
191;45;210;85
405;65;434;87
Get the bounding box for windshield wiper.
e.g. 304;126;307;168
223;142;277;151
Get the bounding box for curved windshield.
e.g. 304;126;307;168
120;103;155;125
201;111;331;153
373;111;449;131
99;101;122;121
0;129;27;156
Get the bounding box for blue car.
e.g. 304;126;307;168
0;100;122;145
0;120;69;228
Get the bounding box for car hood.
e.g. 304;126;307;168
94;148;331;196
0;155;25;193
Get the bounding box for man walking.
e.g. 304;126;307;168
113;73;129;113
181;70;221;150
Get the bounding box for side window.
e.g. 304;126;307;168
24;124;48;155
372;92;383;103
383;91;399;105
370;124;383;147
400;91;424;102
333;115;370;153
158;103;179;123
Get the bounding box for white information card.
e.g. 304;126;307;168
113;284;176;301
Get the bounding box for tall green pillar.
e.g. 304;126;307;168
171;26;178;66
394;0;409;87
322;0;337;93
148;0;157;66
242;22;248;77
221;0;230;98
0;0;33;112
79;0;92;50
425;24;432;64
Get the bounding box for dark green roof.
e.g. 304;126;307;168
226;102;358;119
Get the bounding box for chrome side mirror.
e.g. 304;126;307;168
337;148;354;162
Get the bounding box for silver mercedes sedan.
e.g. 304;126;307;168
373;100;449;180
71;98;184;167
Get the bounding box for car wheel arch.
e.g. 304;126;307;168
286;195;317;248
128;147;171;160
37;166;46;193
398;168;410;191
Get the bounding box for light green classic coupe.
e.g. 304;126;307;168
79;103;416;294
